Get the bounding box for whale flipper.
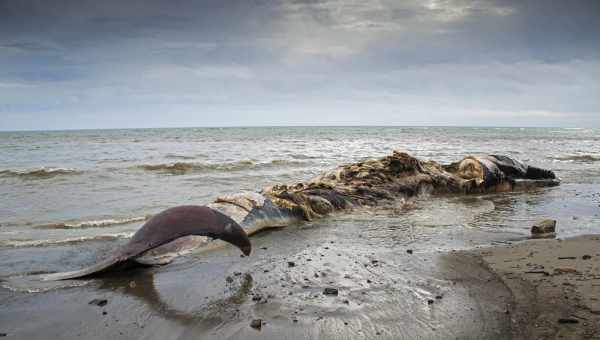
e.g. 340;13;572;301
42;206;251;281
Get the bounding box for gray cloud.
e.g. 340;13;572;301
0;0;599;130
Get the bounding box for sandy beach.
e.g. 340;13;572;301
2;221;599;339
1;127;599;339
465;234;600;339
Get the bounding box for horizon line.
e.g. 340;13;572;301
0;124;594;133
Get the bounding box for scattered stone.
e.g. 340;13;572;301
558;257;577;260
0;333;7;337
252;294;263;302
343;299;350;304
435;295;443;300
427;299;435;305
583;255;592;260
554;268;578;274
288;261;296;267
524;270;550;276
260;247;268;250
323;288;339;296
234;271;242;276
530;219;557;238
250;319;262;330
88;298;108;307
558;318;579;324
406;249;413;254
226;276;234;283
102;311;107;315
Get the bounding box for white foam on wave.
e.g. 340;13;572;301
0;232;134;248
34;216;148;229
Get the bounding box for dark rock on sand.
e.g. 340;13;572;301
407;249;413;254
583;255;592;260
558;318;579;324
287;261;296;267
323;288;339;296
88;299;108;307
531;219;557;238
250;319;262;330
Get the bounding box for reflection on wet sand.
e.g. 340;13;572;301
96;268;254;327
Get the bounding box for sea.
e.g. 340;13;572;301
1;126;599;280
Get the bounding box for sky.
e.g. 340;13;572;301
1;0;599;130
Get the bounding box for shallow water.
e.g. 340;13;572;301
1;127;599;339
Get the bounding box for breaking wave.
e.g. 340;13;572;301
164;153;196;160
0;167;81;179
138;159;306;174
550;154;600;163
33;216;148;229
0;232;133;248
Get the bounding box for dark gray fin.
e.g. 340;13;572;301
525;165;557;180
41;205;251;281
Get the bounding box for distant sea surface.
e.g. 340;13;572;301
1;126;599;278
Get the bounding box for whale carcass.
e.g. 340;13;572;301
44;151;558;280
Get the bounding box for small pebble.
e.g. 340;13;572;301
250;319;262;330
88;299;108;307
323;288;339;296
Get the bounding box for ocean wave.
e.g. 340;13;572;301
33;216;148;229
290;153;321;160
0;167;81;179
0;232;133;248
164;153;196;160
138;159;307;174
550;155;600;163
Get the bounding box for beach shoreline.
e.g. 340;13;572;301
453;234;600;339
2;222;600;339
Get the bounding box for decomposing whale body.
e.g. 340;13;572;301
42;206;251;281
45;151;558;280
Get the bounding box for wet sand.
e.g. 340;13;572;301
1;199;599;339
465;234;600;339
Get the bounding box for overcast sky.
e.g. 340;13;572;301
1;0;599;130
